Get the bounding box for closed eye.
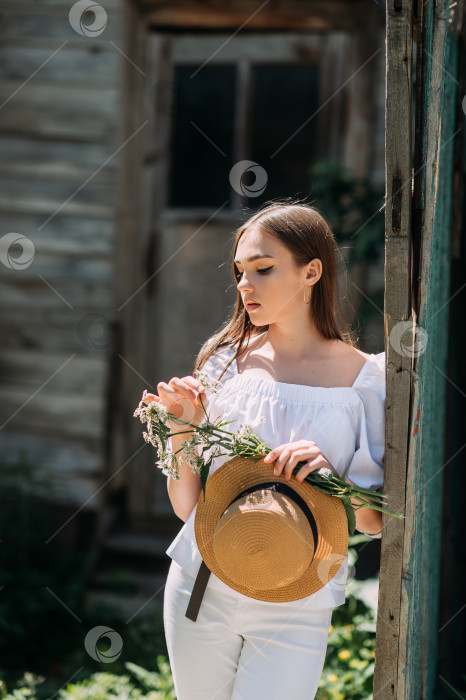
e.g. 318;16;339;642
237;266;274;277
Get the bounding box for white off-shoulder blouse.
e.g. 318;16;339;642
162;342;386;610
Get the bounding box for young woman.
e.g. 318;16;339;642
147;202;385;700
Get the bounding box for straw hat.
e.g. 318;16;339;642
185;455;348;622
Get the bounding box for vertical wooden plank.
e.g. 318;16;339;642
405;0;459;696
139;33;176;519
438;15;466;694
373;0;413;698
109;0;151;507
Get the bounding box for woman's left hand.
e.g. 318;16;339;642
263;440;337;483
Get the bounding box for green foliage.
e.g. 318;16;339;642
124;660;175;699
0;672;46;699
309;159;385;266
0;451;88;685
316;535;378;699
0;451;168;699
52;658;175;700
317;615;376;699
1;533;379;700
308;159;385;331
0;659;176;700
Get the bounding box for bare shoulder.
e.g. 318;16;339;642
337;340;370;361
333;340;370;367
237;332;266;356
320;340;371;387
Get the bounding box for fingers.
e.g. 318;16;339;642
157;377;193;403
183;376;205;392
158;376;204;404
294;455;329;482
156;376;206;425
264;443;293;479
264;441;318;481
293;459;320;483
281;449;312;480
263;443;289;463
182;376;206;405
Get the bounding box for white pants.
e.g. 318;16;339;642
163;559;333;700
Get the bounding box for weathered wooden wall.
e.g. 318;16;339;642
0;0;124;506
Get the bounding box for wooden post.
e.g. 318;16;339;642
375;0;461;697
373;0;414;697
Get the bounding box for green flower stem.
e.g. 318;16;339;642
135;396;404;527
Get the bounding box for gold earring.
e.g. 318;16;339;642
304;285;312;304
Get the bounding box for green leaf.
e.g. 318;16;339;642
200;460;210;499
343;498;356;536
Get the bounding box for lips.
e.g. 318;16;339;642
245;300;260;309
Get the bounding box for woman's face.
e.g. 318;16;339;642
234;226;321;326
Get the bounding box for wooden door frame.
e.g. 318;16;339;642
110;7;385;526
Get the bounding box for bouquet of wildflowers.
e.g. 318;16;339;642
133;370;402;536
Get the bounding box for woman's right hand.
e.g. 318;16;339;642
143;376;208;433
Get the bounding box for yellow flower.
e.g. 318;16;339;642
338;649;351;661
327;674;338;683
328;625;333;632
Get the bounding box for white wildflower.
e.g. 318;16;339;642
211;443;224;459
156;452;180;480
189;431;204;445
180;439;198;458
193;369;223;395
234;422;256;440
133;391;169;424
151;403;169;422
188;455;205;474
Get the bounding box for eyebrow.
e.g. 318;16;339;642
234;254;275;264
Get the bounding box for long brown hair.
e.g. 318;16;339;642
194;200;358;381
